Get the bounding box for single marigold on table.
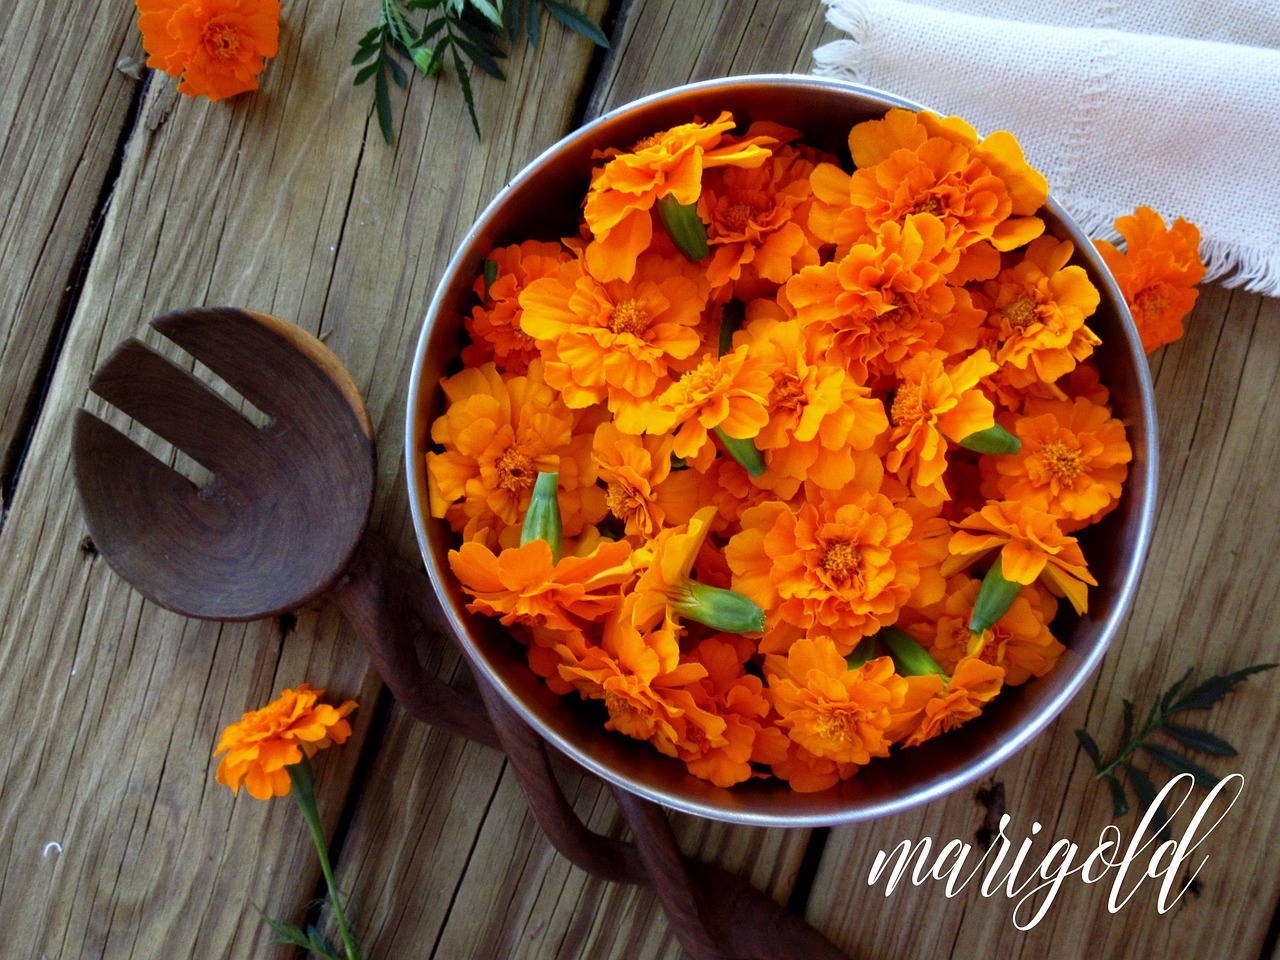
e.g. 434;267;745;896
136;0;280;101
1094;206;1205;353
214;684;357;800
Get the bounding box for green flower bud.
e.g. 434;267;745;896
411;44;441;76
656;194;710;262
957;423;1021;455
520;471;562;563
717;300;745;357
969;554;1021;635
671;580;766;634
879;626;947;678
845;635;878;670
714;427;766;477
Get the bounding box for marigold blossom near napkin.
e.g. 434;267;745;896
812;0;1280;295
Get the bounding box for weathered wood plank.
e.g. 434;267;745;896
805;286;1280;959
0;0;139;492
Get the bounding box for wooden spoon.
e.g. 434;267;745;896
71;306;495;745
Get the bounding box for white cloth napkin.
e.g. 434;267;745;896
812;0;1280;295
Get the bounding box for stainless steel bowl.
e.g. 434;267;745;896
405;75;1157;828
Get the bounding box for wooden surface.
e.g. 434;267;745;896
0;1;1275;958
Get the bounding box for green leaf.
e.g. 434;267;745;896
1105;774;1129;818
1120;697;1135;745
253;906;312;949
845;635;877;670
525;0;540;45
353;41;382;65
387;54;409;87
1161;722;1238;757
454;33;507;80
451;44;482;136
354;60;381;85
418;14;450;42
956;423;1021;455
1159;667;1194;714
306;924;342;960
542;0;610;46
1074;728;1102;769
374;62;395;144
968;555;1021;635
503;0;522;37
713;427;766;477
468;0;504;27
1141;744;1221;789
1169;663;1278;713
1123;763;1171;842
482;259;499;301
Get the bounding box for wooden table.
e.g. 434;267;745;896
2;1;1277;957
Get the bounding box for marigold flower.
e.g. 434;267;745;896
899;656;1005;747
426;361;607;547
979;235;1102;388
558;597;724;757
810;108;1045;279
982;396;1131;527
787;216;958;379
699;143;821;298
738;314;888;499
136;0;280;101
679;635;789;787
1094;206;1204;353
519;252;709;431
765;638;908;770
448;536;635;633
727;483;921;654
214;684;357;800
944;500;1097;614
884;349;998;506
592;423;700;538
650;342;778;468
583;111;777;282
464;240;571;375
908;576;1064;686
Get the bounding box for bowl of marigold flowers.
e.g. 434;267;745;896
405;75;1156;827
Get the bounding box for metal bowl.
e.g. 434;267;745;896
405;75;1157;828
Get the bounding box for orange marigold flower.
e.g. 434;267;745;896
944;500;1097;614
447;536;635;633
727;483;920;654
738;314;888;499
679;635;789;787
583;111;777;282
650;341;778;468
884;349;998;506
900;656;1005;748
765;638;908;770
463;240;571;375
519;252;710;431
982;396;1131;527
558;597;723;757
810;108;1045;279
787;216;958;379
214;684;357;799
699;143;821;297
136;0;280;101
592;423;700;538
426;361;606;547
907;576;1063;686
979;235;1102;388
1094;207;1205;353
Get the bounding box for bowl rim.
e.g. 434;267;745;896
405;73;1159;827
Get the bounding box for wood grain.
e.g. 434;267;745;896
0;0;140;489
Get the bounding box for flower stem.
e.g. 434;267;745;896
288;758;358;960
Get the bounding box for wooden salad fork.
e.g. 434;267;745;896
71;307;849;960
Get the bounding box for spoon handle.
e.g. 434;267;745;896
331;535;501;750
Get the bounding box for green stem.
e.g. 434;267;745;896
1093;714;1163;780
288;758;358;960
